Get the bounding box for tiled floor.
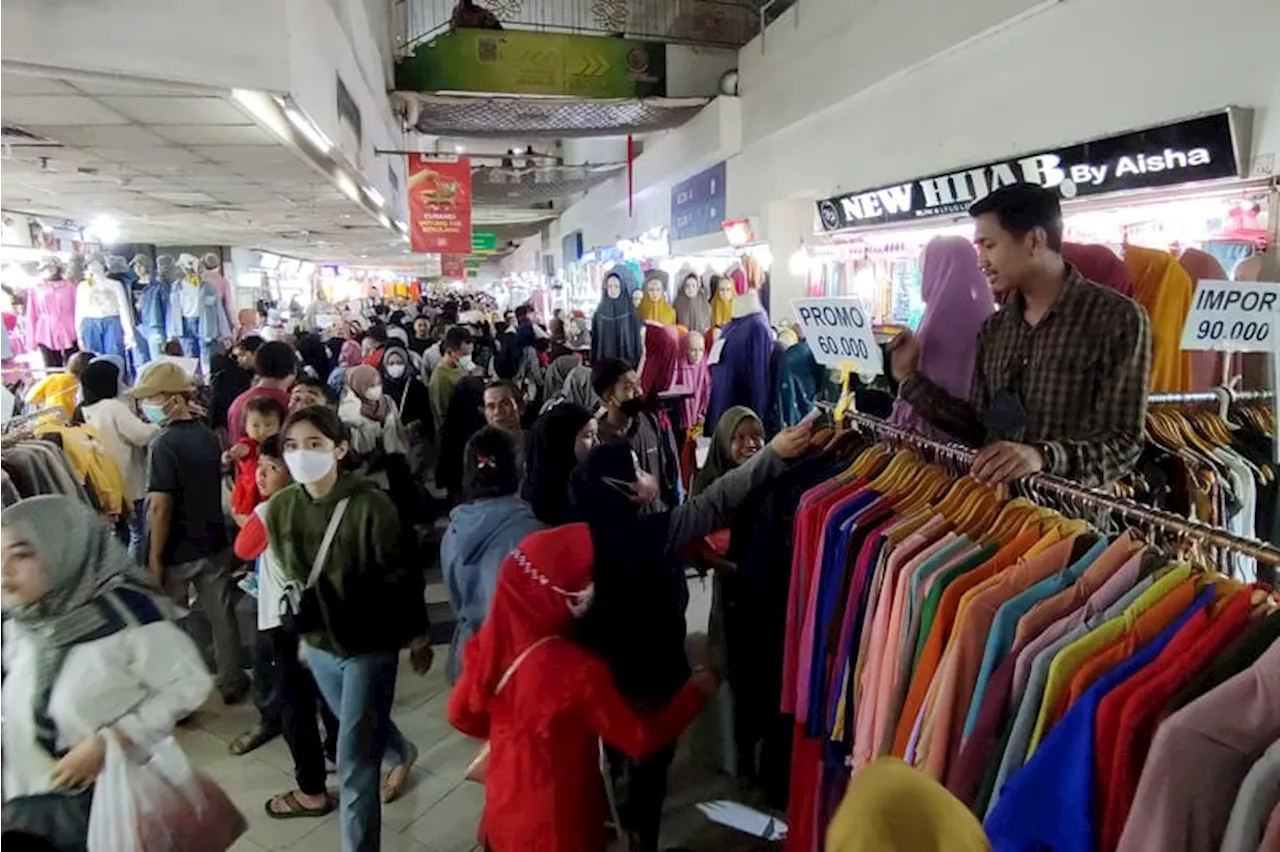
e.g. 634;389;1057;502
187;646;774;852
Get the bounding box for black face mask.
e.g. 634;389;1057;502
619;397;645;418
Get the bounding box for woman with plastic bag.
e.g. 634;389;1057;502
1;495;232;852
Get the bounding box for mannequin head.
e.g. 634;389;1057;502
682;274;700;298
65;253;86;284
605;273;622;300
38;257;64;282
131;253;153;279
86;255;107;281
177;253;200;274
201;252;221;271
631;288;644;309
715;275;734;301
644;277;665;302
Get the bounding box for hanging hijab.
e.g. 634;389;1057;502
637;270;676;325
4;496;174;756
890;236;994;441
79;359;122;407
453;524;595;721
1178;248;1230;391
345;363;390;422
544;354;580;403
1062;243;1133;296
524;402;593;526
691;405;760;496
1124;245;1194;393
673;271;712;332
826;757;990;852
592;267;642;366
640;322;680;397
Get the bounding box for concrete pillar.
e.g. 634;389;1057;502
764;197;817;323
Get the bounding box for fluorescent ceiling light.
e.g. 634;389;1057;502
364;186;386;207
454;144;465;153
285;107;332;154
84;215;119;244
231;88;291;140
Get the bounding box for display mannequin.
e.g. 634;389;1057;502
704;282;772;432
26;257;80;367
200;252;237;337
75;256;136;361
709;274;734;328
166;254;230;374
590;268;642;366
65;252;86;285
637;270;676;325
673;270;711;333
133;253;167;363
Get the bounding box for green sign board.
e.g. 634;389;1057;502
396;28;666;99
471;231;497;253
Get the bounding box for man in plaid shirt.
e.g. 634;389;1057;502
891;183;1152;488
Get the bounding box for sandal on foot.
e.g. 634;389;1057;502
381;742;418;803
229;725;278;756
264;790;333;819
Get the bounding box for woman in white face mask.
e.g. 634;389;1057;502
336;365;409;491
267;406;432;849
377;345;433;463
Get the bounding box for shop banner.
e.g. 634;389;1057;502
671;161;727;241
441;254;467;279
408;154;472;254
817;112;1241;232
791;297;884;377
1179;280;1278;352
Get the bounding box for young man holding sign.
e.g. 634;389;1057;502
890;183;1153;488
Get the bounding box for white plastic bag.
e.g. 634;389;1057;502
88;730;246;852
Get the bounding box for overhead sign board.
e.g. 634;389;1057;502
816;112;1241;231
791;297;883;377
396;28;666;99
408;154;472;255
670;161;726;241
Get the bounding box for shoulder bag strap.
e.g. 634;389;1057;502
306;498;350;589
494;635;555;694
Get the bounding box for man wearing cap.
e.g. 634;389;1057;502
133;361;250;703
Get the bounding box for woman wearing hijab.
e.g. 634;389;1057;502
338;365;409;492
76;360;159;556
1125;245;1194;392
673;271;712;333
1178;248;1231;391
568;412;815;852
826;757;990;852
541;364;599;415
448;524;716;852
890;235;995;442
294;332;332;382
1;496;213;848
436;375;487;499
379;344;432;443
591;269;642;367
523;402;598;526
328;339;364;396
543;353;580;406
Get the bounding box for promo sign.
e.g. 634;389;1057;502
791;297;884;377
408;154;472;254
1179;280;1279;352
816;112;1240;231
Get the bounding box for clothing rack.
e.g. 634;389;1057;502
1147;389;1275;405
843;411;1280;571
1;404;66;438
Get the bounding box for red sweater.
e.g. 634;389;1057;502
229;436;262;516
449;637;705;852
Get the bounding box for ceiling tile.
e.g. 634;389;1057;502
151;124;274;146
67;78;219;97
34;125;169;147
86;145;206;166
99;96;251;126
0;75;79;96
1;96;131;126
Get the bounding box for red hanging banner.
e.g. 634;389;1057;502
441;254;468;279
407;154;472;254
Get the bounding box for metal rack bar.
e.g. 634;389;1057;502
1147;389;1275;405
845;411;1280;569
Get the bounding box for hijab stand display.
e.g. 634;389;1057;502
75;256;135;362
638;269;677;325
26;258;80;367
704;280;773;432
674;269;713;333
710;273;736;328
591;266;643;367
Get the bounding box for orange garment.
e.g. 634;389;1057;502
1054;575;1197;724
1124;245;1193;392
891;528;1041;756
916;536;1078;779
1011;533;1144;648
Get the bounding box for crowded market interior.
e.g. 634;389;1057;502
1;1;1279;851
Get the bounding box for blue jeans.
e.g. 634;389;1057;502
80;315;126;359
306;647;411;852
127;499;146;563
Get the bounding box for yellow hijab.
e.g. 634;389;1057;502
638;273;677;325
1123;245;1192;393
710;274;734;327
826;758;990;852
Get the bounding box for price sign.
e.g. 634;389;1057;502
791;297;884;377
1179;280;1279;351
